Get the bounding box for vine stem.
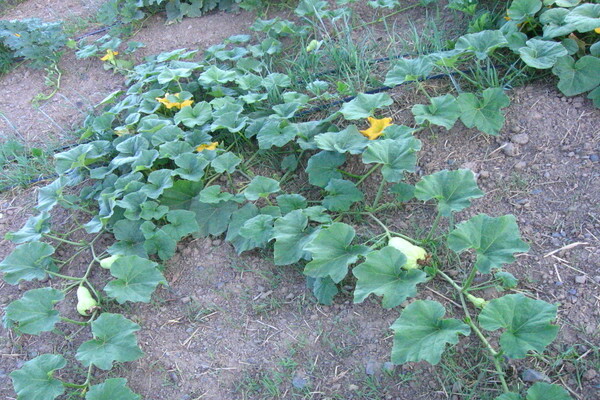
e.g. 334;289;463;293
43;234;86;247
366;213;392;240
60;317;88;326
356;164;381;186
46;270;83;281
438;270;510;393
371;179;386;209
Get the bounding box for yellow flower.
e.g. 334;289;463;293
359;117;393;140
14;33;21;37
195;142;219;152
100;49;118;62
595;27;600;34
155;93;194;109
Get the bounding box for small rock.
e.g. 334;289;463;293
212;239;222;246
348;384;359;391
292;375;308;389
382;362;395;373
511;133;529;145
502;143;517;157
583;369;597;381
590;154;599;162
365;361;381;376
514;161;527;170
522;369;551;383
180;296;191;304
479;170;490;179
575;275;587;284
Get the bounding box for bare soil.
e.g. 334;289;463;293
0;1;598;400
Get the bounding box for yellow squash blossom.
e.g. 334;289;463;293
195;142;219;152
155;93;194;110
100;49;118;62
359;116;393;140
14;33;21;37
595;27;600;34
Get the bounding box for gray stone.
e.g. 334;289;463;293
522;369;551;383
590;154;599;162
575;275;587;284
292;375;308;389
365;361;381;376
382;362;395;373
511;133;529;145
514;161;527;170
502;143;517;157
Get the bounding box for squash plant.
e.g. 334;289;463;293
0;1;588;398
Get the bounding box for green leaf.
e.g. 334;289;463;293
507;0;542;23
244;176;281;201
457;88;511;135
412;94;461;130
10;354;66;400
552;55;600;96
495;271;519;288
108;220;147;257
389;182;415;202
190;199;238;237
159;180;203;210
384;57;434;86
116;192;148;220
314;126;369;154
353;246;427;308
564;4;600;33
495;394;522;400
140;169;174;199
198;65;238;86
257;120;298;149
447;214;529;273
527;382;572;400
519;39;568;69
277;194;308;214
174;153;209;181
139;201;169;221
104;255;166;304
303;223;369;283
0;242;56;285
362;138;421;182
239;214;275;247
479;294;559;359
272;210;318;265
339;93;393;120
86;378;141;400
414;169;484;216
5;288;64;335
198;185;235;204
540;8;576;39
7;212;51;244
455;30;508;59
588;85;600;108
323;179;364;212
37;177;66;212
76;313;143;370
391;300;470;364
174;102;212;128
211;152;242;174
306;151;346;187
307;276;339;305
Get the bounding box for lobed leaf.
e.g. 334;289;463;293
5;288;64;335
415;169;484;216
10;354;66;400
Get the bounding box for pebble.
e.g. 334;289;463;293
522;369;551;383
575;275;587;284
382;362;395;373
583;369;597;381
514;161;527;170
180;296;191;304
479;170;490;179
511;133;529;145
502;142;517;157
348;384;359;391
292;375;308;389
365;361;381;376
590;154;599;162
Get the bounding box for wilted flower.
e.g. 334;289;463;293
100;49;118;62
359;116;393;140
195;142;219;152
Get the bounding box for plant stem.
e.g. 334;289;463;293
60;317;88;326
366;213;391;240
44;234;86;247
426;213;441;241
461;266;478;292
356;164;381;186
47;270;83;281
371;179;386;209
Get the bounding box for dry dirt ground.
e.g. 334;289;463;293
0;1;599;400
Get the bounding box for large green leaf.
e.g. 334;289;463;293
507;0;542;22
226;203;261;254
455;30;508;59
457;88;511;135
588;85;600;108
140;169;173;199
198;185;235;204
339;93;393;120
519;39;568;69
323;179;364;212
159;180;203;210
353;246;427;308
211;152;242;174
495;394;522;400
447;214;529;274
174;153;209;181
108;220;147;257
5;288;64;335
173;101;212;128
391;300;470;364
414;169;484;216
384;57;434;86
104;255;166;304
244;176;281;201
86;378;141;400
306;151;346;187
256;119;297;149
412;94;461;130
314;126;369;155
239;214;275;248
479;294;559;359
190;199;238;237
272;210;319;265
277;194;308;214
0;241;56;285
541;8;577;39
362;138;421;182
527;382;572;400
165;210;199;238
7;212;51;244
307;276;339;305
552;55;600;96
564;3;600;32
303;223;369;283
10;354;66;400
76;313;143;370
